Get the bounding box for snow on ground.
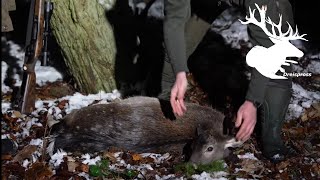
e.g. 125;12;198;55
1;5;319;180
212;8;251;49
1;41;63;94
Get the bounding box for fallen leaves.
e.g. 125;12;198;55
75;163;89;173
13;145;37;163
1;74;320;180
2;162;26;179
2;154;13;161
301;102;320;122
25;162;53;180
37;82;75;100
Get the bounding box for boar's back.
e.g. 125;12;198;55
51;96;224;153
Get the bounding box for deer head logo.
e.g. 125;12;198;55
240;4;307;79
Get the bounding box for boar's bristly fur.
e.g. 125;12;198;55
50;96;226;156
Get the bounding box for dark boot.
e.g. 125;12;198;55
260;85;292;163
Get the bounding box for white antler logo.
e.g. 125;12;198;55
240;4;307;79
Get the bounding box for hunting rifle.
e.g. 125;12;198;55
12;0;53;114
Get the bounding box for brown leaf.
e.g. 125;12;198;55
240;159;263;173
25;162;53;180
2;162;25;179
102;151;117;163
2;154;13;161
312;163;320;176
31;126;46;138
58;99;69;110
286;127;305;136
312;102;320;111
12;111;22;118
121;151;132;162
67;161;80;172
13;145;37;162
9;134;17;141
140;156;155;164
3;113;21;132
301;113;309;122
301;102;320;122
275;171;290;180
276;160;290;170
76;163;89;173
132;153;143;161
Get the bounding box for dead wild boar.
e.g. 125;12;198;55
49;96;241;164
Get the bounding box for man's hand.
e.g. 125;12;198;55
170;72;188;116
235;100;257;141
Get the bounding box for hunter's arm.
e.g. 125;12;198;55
163;0;191;74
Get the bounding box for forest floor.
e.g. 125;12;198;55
2;72;320;179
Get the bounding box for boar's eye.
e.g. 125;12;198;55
207;146;214;152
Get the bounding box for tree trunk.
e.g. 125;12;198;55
50;0;117;94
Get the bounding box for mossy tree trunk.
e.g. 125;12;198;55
50;0;117;94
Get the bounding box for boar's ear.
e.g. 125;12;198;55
196;123;209;136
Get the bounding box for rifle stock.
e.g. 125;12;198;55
13;0;53;114
20;72;36;113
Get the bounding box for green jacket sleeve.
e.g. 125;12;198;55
229;0;294;105
163;0;191;74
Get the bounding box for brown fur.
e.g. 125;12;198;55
51;96;225;156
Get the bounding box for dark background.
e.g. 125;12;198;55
5;0;320;49
2;0;319;111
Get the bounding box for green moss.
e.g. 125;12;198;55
89;159;110;177
89;159;139;179
174;160;225;177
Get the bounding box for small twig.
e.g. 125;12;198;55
40;113;50;162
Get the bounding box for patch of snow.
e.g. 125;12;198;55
32;150;41;163
78;172;92;180
1;61;12;93
81;154;102;165
1;134;9;139
34;61;63;86
305;60;320;74
59;90;121;114
212;8;251;49
148;0;164;19
129;0;164;19
286;83;320;120
22;159;30;168
237;153;258;160
98;0;116;10
49;149;67;167
140;152;171;164
156;174;180;180
29;138;43;147
308;52;320;60
192;171;229;180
